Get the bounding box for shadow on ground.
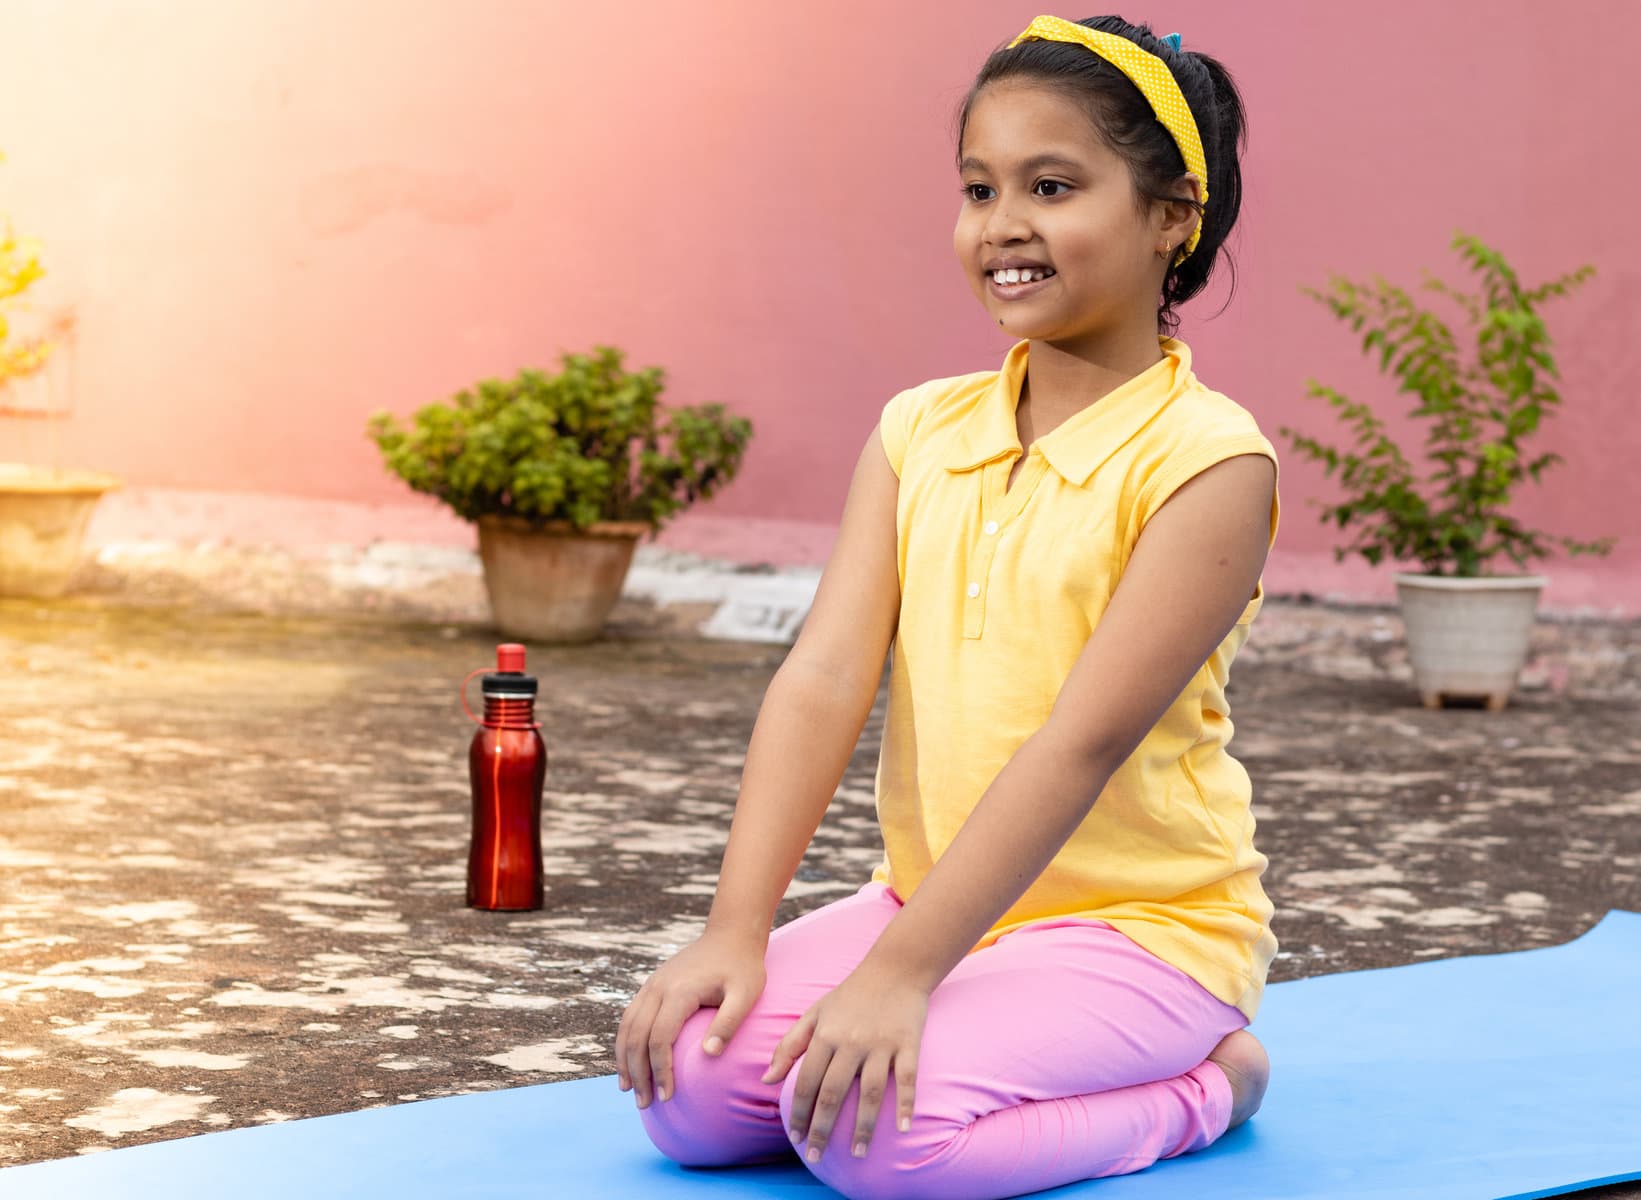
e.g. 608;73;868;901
1;591;1638;1195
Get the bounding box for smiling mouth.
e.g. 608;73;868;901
989;267;1056;285
988;268;1056;299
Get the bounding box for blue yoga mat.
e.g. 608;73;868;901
7;910;1640;1199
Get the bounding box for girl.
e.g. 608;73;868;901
616;14;1277;1199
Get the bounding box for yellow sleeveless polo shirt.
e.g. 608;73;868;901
871;335;1280;1021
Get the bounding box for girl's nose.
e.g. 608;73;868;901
984;205;1031;245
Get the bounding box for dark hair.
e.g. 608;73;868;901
953;15;1247;335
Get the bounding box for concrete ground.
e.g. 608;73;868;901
1;550;1638;1196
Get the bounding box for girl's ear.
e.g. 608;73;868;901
1157;172;1203;253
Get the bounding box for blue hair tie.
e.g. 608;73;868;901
1162;32;1182;52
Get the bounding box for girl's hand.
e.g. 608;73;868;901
762;962;928;1162
615;928;767;1109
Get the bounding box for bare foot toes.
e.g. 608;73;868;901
1206;1029;1269;1130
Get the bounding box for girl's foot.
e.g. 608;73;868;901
1205;1029;1269;1130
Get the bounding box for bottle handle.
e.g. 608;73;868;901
460;667;487;726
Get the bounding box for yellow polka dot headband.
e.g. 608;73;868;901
1006;15;1207;264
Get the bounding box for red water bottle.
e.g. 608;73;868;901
462;643;547;910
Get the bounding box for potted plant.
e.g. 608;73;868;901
1282;232;1615;710
368;345;752;642
0;150;120;598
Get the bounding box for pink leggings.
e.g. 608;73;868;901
638;882;1249;1200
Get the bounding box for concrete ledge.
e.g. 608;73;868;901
80;485;1640;620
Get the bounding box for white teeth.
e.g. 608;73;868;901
993;267;1053;284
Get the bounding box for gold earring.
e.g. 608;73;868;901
1156;243;1171;262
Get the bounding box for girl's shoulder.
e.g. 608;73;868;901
1168;374;1268;438
1143;374;1275;465
884;363;1001;424
1128;376;1280;537
879;364;1003;476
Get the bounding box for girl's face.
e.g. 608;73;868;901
954;81;1166;344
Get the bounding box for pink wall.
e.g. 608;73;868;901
2;0;1637;609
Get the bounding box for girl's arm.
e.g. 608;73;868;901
774;451;1276;1160
615;428;901;1108
703;430;901;939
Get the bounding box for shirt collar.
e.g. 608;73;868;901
944;337;1193;487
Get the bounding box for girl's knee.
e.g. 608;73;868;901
778;1069;963;1200
796;1123;968;1200
637;1010;767;1167
638;1096;718;1167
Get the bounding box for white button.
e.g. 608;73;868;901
984;520;999;535
966;582;981;598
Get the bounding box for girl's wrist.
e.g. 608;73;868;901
859;924;953;996
702;908;772;946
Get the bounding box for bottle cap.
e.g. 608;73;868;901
483;642;537;696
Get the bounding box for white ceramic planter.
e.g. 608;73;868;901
1394;573;1547;711
476;514;648;643
0;464;122;597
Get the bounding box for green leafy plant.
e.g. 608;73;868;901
1281;232;1615;577
367;345;752;533
0;150;55;386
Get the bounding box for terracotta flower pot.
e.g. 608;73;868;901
1394;573;1548;711
0;464;121;597
476;514;649;643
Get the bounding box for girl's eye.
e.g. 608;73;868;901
960;180;1071;202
